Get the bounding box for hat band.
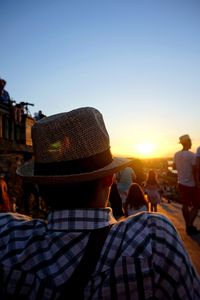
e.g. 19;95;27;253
34;148;113;176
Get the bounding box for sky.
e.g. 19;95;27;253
1;0;200;159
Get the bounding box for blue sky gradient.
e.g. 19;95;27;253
1;0;200;157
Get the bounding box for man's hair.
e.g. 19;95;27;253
38;179;100;209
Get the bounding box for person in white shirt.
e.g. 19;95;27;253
173;134;199;235
116;166;136;205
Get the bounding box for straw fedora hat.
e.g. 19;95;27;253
17;107;133;184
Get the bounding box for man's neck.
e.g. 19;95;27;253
182;147;190;151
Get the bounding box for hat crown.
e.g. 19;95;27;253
17;106;132;183
32;107;110;163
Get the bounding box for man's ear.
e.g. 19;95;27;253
101;175;114;187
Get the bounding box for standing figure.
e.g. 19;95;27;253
124;182;148;217
116;166;136;205
0;78;11;104
34;110;46;120
0;175;11;212
144;169;160;212
173;134;199;235
109;174;124;219
13;102;24;125
21;152;40;215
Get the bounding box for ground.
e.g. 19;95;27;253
158;198;200;275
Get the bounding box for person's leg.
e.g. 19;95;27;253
188;187;199;228
179;184;191;230
181;185;199;234
182;204;190;225
189;207;198;227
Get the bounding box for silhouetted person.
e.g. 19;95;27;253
144;169;161;212
21;152;40;215
0;78;11;104
35;110;46;120
116;166;136;205
124;182;148;217
109;174;124;219
173;134;199;235
0;175;11;212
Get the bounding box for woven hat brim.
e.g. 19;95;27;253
16;157;133;184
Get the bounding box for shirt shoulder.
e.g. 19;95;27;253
174;150;195;161
110;212;179;257
173;150;181;159
0;213;45;240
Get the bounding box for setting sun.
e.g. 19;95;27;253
112;141;158;158
111;134;178;159
135;142;156;157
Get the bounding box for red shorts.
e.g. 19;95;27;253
178;184;199;207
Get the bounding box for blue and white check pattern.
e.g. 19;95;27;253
0;208;200;299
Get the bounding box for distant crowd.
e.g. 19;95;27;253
0;77;46;124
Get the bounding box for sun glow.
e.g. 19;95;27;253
135;142;156;157
111;134;174;158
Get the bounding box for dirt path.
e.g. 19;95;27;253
157;199;200;275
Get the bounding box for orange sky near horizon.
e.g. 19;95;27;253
108;118;200;159
111;139;199;159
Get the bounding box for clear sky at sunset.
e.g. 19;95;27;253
1;0;200;158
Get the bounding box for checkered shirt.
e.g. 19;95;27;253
0;208;200;299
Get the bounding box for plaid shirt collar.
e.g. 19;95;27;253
47;207;117;231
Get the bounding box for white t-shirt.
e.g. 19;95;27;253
116;167;136;204
173;150;196;187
